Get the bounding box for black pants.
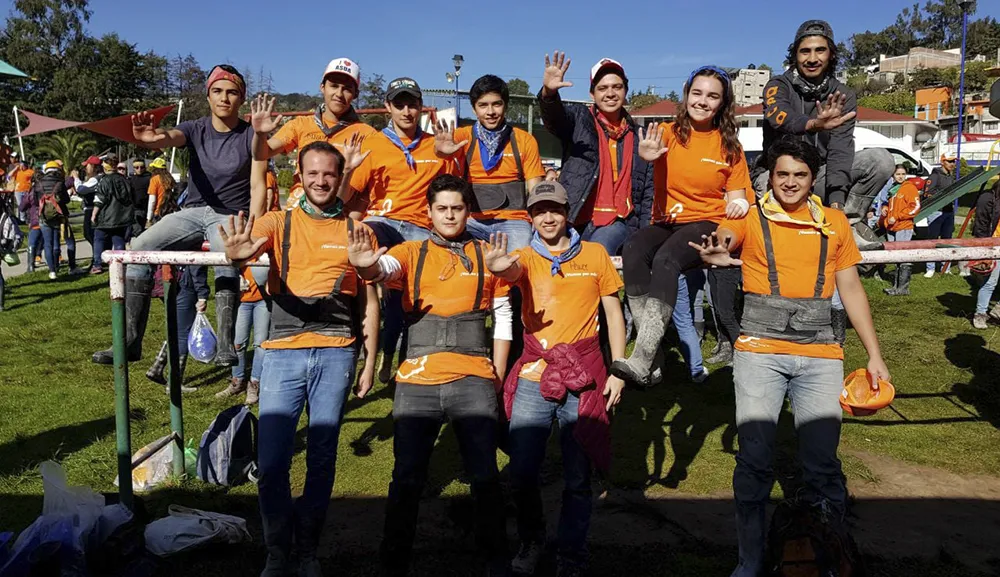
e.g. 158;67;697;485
708;267;742;346
622;221;718;306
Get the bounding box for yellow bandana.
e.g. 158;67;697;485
758;190;833;236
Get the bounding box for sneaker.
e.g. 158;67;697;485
989;304;1000;322
692;367;709;384
48;272;57;280
959;267;971;278
973;313;989;330
511;541;544;576
924;270;935;278
89;267;103;275
215;377;247;398
68;267;86;275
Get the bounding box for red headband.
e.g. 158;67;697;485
207;66;246;98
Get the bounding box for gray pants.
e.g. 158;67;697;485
753;148;895;221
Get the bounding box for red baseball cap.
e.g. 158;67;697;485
82;156;102;166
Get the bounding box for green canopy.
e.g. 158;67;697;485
0;59;30;79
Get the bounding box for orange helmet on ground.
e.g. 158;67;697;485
840;369;895;417
968;260;996;275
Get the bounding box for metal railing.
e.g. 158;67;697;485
101;241;1000;508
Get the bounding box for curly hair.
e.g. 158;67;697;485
784;37;839;77
151;168;179;219
672;68;742;166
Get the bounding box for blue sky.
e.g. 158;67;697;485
84;0;975;102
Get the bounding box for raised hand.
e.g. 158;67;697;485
250;93;283;134
346;224;386;269
434;120;468;156
637;123;668;162
811;91;856;132
131;111;165;144
336;132;371;172
688;232;743;268
483;233;521;273
542;51;573;95
218;211;267;262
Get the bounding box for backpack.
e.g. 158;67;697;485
38;191;64;224
764;499;863;577
0;207;23;255
196;405;258;487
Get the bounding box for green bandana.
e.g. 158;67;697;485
299;194;343;218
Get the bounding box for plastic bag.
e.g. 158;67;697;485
113;437;197;493
144;505;251;557
188;312;217;363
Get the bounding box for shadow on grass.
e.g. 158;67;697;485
0;415;118;477
2;280;105;311
936;292;976;319
946;334;1000;431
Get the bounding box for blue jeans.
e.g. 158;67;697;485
730;350;845;577
257;346;356;558
886;228;914;243
175;267;204;354
39;223;61;273
382;377;506;574
976;265;1000;315
363;216;432;363
93;227;127;270
26;227;42;270
466;217;533;251
923;211;956;273
126;206;240;282
579;220;630;256
508;377;591;567
233;300;270;381
673;272;705;378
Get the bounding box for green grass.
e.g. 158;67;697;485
1;268;998;576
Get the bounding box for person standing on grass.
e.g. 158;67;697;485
880;177;921;296
691;138;890;577
90;156;134;275
90;65;266;368
347;77;462;383
145;158;176;224
129;158;152;233
921;154;959;278
220;141;380;577
483;180;626;577
972;180;1000;329
347;174;513;577
12;160;34;222
613;65;751;387
75;156;102;266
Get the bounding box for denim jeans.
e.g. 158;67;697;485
382;377;507;575
508;377;591;568
673;272;705;378
922;211;956;273
233;299;270;381
26;227;42;270
886;228;914;243
39;223;60;273
363;216;432;364
976;265;1000;315
126;206;240;282
580;219;634;334
93;227;127;270
730;350;845;577
466;217;533;251
257;346;356;559
175;268;204;354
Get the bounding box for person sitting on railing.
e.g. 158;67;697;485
219;140;380;577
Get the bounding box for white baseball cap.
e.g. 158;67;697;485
322;57;360;88
590;58;627;88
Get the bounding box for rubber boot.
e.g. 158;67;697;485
145;341;169;385
884;265;911;296
164;355;197;394
92;276;153;364
26;247;35;273
611;297;670;386
260;511;294;577
832;307;848;347
214;288;239;367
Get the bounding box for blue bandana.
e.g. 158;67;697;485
530;228;582;276
381;123;423;170
473;121;510;172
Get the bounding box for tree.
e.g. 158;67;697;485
667;90;680;103
967;16;1000;58
858;91;917;116
758;63;773;72
506;78;531;125
628;88;664;111
30;130;95;168
358;73;387;130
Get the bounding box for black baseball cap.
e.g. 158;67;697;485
386;77;422;101
795;20;835;45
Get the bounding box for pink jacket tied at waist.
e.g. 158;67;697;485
504;333;611;472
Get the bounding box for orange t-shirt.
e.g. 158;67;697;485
350;131;459;229
251;208;376;349
883;181;920;232
265;170;281;211
389;240;510;385
722;205;861;360
240;268;263;303
451;126;545;222
651;123;751;225
513;242;624;381
14;168;34;193
148;177;166;216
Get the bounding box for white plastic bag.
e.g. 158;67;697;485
113;436;193;493
144;505;251;557
188;312;217;363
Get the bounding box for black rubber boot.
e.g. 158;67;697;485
92;276;154;364
832;307;848;346
214;288;239;367
612;297;670;386
884;265;911;296
260;510;294;577
163;355;196;394
145;341;169;384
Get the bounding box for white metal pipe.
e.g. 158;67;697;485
168;99;183;174
13;106;25;160
102;250;270;267
109;260;126;300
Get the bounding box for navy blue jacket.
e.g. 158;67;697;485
537;90;654;231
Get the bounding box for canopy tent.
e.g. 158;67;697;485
15;105;176;144
0;59;30;79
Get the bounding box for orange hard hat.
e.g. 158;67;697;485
840;369;895;417
969;260;996;275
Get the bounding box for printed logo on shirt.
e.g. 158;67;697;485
414;159;440;165
701;158;728;167
320;244;347;250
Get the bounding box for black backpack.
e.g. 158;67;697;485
196;405;258;487
764;499;863;577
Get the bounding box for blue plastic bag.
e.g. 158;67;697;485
188;312;217;363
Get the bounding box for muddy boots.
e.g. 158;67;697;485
92;277;153;364
146;341;170;384
612;296;669;386
883;265;912;297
